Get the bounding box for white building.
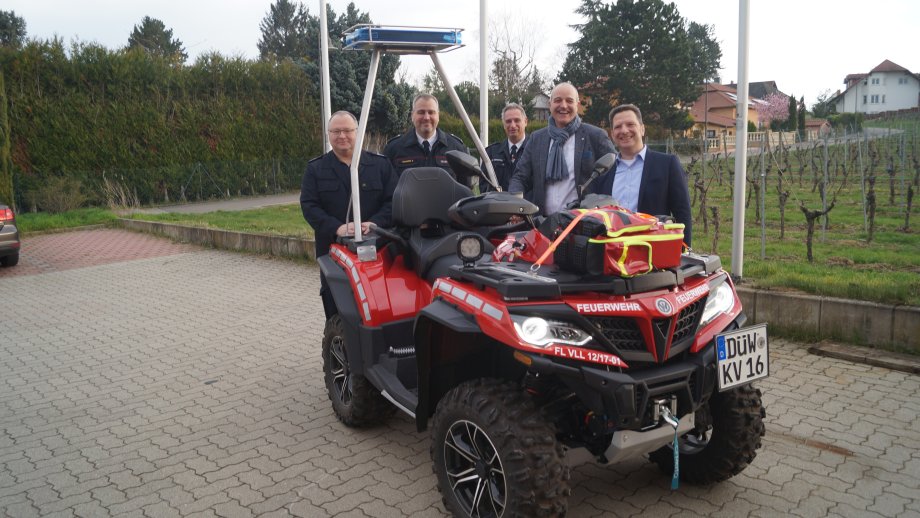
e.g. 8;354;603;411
831;59;920;114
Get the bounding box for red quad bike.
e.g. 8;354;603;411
318;151;768;517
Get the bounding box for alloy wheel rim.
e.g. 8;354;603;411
443;419;506;517
329;335;352;405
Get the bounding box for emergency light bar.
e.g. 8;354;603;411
342;24;463;54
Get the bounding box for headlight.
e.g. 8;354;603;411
457;235;484;264
699;280;736;328
511;315;592;348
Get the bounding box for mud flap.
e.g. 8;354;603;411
318;255;365;372
413;299;482;431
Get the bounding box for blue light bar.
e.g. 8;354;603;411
342;24;463;54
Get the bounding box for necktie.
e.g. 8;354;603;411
423;140;431;157
510;144;518;163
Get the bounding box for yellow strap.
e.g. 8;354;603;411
589;233;684;244
614;241;653;277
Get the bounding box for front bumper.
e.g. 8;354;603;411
521;314;745;431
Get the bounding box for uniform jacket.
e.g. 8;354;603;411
482;139;526;192
300;150;397;257
383;128;467;178
508;123;615;214
589;149;693;245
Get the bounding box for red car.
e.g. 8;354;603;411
0;203;21;267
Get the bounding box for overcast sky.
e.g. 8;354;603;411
5;0;920;109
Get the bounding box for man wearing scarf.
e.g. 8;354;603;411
509;82;615;215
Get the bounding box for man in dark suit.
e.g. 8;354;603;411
383;93;467;180
301;111;397;318
482;103;528;192
509;82;615;215
590;104;693;245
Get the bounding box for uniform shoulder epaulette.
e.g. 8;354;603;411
446;132;465;144
385;133;407;145
308;154;325;163
366;150;387;158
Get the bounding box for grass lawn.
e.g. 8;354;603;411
124;204;314;239
16;207;119;233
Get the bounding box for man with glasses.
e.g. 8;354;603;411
384;93;467;181
301;110;397;318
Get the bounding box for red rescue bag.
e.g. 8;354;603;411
551;208;685;277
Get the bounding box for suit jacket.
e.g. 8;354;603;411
508;123;615;214
383;128;467;178
300;150;397;257
589;149;693;245
482;139;525;192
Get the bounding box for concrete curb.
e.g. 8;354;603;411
117;218;315;261
808;342;920;374
117;218;918;353
737;287;919;352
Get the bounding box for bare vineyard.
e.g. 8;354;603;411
649;116;920;305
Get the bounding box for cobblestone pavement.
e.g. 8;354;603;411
1;230;919;517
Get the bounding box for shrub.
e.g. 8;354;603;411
29;176;87;213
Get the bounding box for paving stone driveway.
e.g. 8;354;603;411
1;229;918;517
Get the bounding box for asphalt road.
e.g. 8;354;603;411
1;229;918;517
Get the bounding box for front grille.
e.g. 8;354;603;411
586;316;645;351
673;298;705;344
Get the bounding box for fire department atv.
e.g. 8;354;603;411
317;152;767;517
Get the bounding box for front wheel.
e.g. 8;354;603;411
431;379;569;517
650;383;766;484
322;315;393;427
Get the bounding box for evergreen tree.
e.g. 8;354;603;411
127;16;187;63
0;10;27;48
301;2;413;136
559;0;721;128
787;93;797;133
0;71;14;209
257;0;310;61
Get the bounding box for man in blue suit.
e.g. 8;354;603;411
591;104;693;246
509;82;615;215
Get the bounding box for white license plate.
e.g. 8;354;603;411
716;323;769;391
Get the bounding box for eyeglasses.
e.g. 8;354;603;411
328;128;357;136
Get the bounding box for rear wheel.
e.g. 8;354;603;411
0;252;19;267
431;379;569;517
650;383;766;484
322;315;393;427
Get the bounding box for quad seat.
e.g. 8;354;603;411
391;167;491;281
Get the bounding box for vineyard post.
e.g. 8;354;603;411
822;131;829;240
901;132;906;219
760;137;767;259
857;126;868;233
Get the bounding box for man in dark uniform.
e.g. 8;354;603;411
383;93;467;181
483;102;528;191
301;110;397;318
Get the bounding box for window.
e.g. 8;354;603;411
871;78;880;85
706;130;716;138
882;95;886;103
871;94;880;103
899;77;909;84
863;95;867;104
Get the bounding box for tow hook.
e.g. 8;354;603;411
658;401;681;490
652;397;678;426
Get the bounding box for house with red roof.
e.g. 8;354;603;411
830;59;920;114
688;83;765;139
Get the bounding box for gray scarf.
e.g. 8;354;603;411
545;115;582;184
